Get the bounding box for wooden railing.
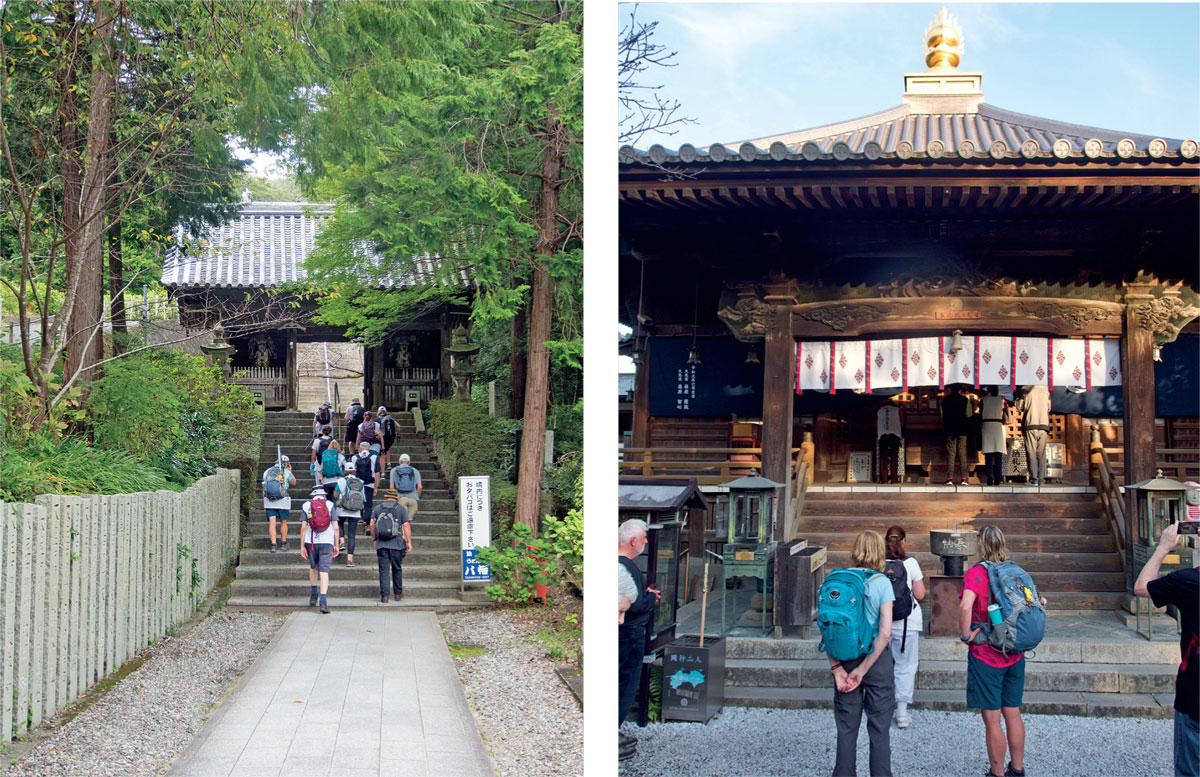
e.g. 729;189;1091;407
619;447;801;485
1099;447;1200;481
785;436;816;542
383;367;439;407
230;366;288;406
1091;444;1127;572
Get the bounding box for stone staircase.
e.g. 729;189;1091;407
227;410;488;611
801;484;1125;611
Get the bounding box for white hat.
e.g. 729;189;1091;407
309;485;325;495
280;455;290;463
378;406;387;413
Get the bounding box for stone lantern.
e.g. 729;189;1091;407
199;323;235;379
444;324;480;401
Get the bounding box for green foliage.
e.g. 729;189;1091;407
475;509;583;603
541;509;583;593
0;435;172;503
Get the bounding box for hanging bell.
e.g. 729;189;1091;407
745;347;760;364
687;344;702;365
950;329;965;353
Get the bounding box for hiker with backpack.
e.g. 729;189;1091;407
884;526;926;729
310;425;334;482
377;406;398;467
344;398;365;448
1134;521;1198;777
370;488;411;602
316;436;345;494
959;525;1046;777
819;529;895;777
357;410;383;455
351;441;382;524
300;485;340;614
389;452;422;520
262;455;296;553
333;460;368;567
313;402;335;439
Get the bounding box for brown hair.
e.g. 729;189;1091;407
885;525;906;560
978;525;1008;563
851;530;886;572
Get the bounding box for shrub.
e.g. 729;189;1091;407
541;508;583;594
475;509;584;603
0;435;172;502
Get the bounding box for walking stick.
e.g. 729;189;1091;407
699;560;710;647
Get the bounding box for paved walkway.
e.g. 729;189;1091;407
168;611;494;777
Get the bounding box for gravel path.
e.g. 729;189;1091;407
440;609;583;777
620;706;1175;777
4;612;286;777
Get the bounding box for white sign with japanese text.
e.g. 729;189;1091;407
459;475;491;582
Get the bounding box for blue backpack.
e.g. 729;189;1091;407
393;465;417;493
817;568;882;661
975;561;1046;655
321;448;341;478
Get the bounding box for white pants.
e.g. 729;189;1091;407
889;629;920;705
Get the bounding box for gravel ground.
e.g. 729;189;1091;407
440;609;583;777
620;706;1175;777
3;612;286;777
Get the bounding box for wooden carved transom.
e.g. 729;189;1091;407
1132;295;1200;348
717;286;772;342
1011;302;1119;330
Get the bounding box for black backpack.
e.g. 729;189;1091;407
355;452;374;484
316;437;332;456
885;558;917;652
349;404;365;423
374;502;402;542
382;416;396;438
316;406;332;425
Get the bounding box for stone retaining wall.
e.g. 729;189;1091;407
0;469;240;743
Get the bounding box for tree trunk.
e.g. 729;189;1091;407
510;297;527;418
514;113;565;535
62;0;117;397
107;212;126;350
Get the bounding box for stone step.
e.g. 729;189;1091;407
246;516;458;532
242;528;458;551
229;578;465;599
799;532;1115;554
794;565;1124;592
723;658;1176;694
723;636;1180;664
821;551;1121;573
224;596;488;612
723;686;1174;718
239;547;460;565
236;562;462;580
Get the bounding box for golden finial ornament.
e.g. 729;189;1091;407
924;7;963;70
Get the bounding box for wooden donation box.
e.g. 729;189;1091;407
774;540;827;636
662;635;726;723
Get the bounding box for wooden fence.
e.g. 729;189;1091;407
0;469;240;744
231;366;289;407
384;367;440;407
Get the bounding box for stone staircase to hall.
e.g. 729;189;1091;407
226;410;488;611
721;484;1181;718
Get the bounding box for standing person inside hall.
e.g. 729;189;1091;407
877;398;905;484
980;387;1012;486
942;384;974;485
1016;385;1051;486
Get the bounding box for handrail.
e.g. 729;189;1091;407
332;382;341;417
1090;429;1127;572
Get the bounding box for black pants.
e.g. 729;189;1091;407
618;626;647;725
984;452;1003;485
833;650;895;777
878;434;901;483
364;488;375;524
337;517;359;555
377;547;405;595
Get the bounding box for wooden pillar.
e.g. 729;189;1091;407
1121;284;1157;489
285;330;297;410
371;344;385;410
687;504;706;603
760;308;794;542
440;312;453;399
631;345;651;449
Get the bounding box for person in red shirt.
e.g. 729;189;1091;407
959;526;1026;777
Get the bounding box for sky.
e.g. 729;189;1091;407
621;2;1200;149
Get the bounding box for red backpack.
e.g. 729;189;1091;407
308;498;331;534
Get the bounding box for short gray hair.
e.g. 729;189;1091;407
399;453;410;463
618;563;638;607
618;519;648;545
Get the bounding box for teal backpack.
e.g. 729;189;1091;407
321;448;341;478
817;568;882;661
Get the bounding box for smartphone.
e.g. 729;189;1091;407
1178;521;1200;536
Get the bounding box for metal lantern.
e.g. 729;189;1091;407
720;470;785;635
1127;469;1195;591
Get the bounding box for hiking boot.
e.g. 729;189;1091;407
308;592;318;607
279;540;287;552
896;713;911;729
319;601;330;614
960;478;969;485
270;543;277;553
945;477;954;485
381;595;389;603
1004;764;1025;777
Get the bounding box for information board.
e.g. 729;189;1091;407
459;475;491;582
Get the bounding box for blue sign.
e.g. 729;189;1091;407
462;548;490;582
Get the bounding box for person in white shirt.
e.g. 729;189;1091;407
885;525;926;730
1015;385;1051;486
300;486;340;614
332;461;365;567
261;456;296;553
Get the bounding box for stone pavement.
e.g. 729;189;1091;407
167;610;494;777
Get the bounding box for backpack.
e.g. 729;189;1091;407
316;437;332;456
817;568;882;661
359;421;378;443
374;501;402;542
382;416;396;438
321;448;341;478
263;465;286;501
975;561;1046;655
316;406;331;424
348;404;365;423
393;465;417;493
885;558;915;652
355;453;375;484
340;476;365;512
307;497;331;534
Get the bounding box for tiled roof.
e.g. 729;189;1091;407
620;103;1198;166
161;202;471;289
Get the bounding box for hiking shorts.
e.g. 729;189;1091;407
383;435;395;453
266;508;289;521
966;653;1025;710
306;543;333;573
